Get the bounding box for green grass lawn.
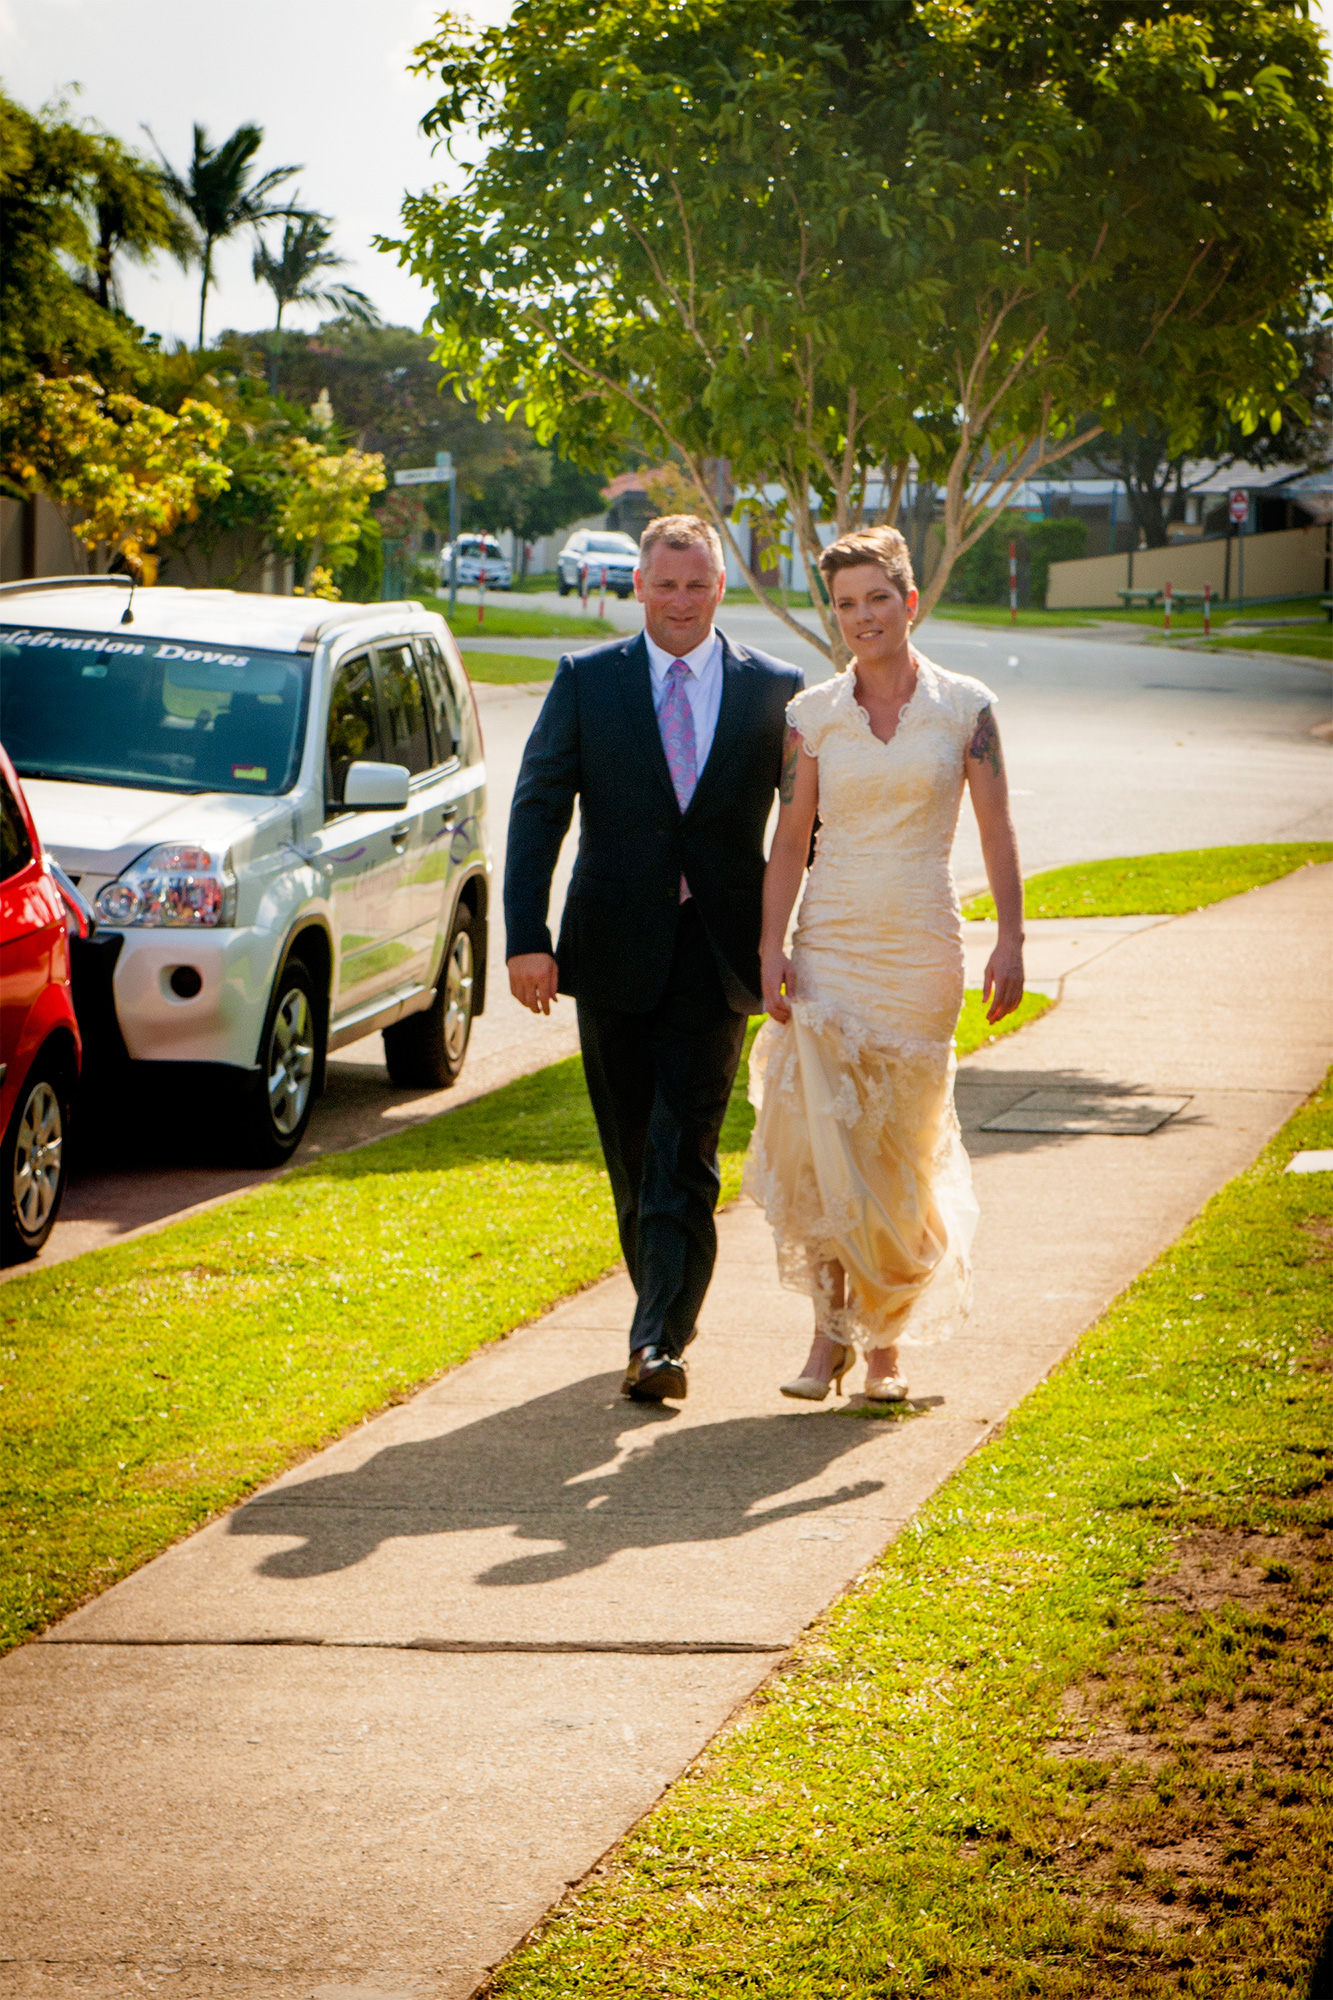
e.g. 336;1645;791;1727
459;650;557;685
421;593;614;641
932;595;1325;635
1189;625;1332;664
0;995;1045;1656
964;843;1333;920
486;1072;1333;2000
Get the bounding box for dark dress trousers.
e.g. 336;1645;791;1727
504;630;803;1355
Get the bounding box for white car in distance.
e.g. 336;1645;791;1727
556;530;639;598
0;579;490;1164
439;536;512;590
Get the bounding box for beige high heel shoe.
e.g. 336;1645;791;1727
780;1340;856;1402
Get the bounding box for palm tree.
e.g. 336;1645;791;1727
252;211;380;332
83;134;198;312
147;122;306;346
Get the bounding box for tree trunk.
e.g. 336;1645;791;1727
197;240;214;350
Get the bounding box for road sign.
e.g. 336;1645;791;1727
1228;488;1250;525
395;462;453;486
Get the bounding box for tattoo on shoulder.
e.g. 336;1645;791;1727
967;705;1002;778
779;722;801;804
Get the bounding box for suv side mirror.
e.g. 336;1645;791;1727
343;760;410;810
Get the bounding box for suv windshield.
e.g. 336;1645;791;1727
0;624;309;797
585;535;637;554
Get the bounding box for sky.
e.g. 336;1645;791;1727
4;0;1330;349
2;0;515;344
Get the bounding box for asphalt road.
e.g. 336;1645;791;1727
21;597;1329;1277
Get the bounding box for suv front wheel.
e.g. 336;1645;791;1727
231;957;323;1165
383;905;476;1089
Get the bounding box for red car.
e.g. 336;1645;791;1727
0;743;81;1260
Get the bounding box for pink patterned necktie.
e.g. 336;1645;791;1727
658;658;697;810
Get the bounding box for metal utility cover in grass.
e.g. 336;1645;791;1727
982;1091;1191;1135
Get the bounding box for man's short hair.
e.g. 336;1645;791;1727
817;524;915;602
637;513;725;577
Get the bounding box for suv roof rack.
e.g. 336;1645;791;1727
0;575;131;597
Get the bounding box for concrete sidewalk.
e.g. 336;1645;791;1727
2;867;1330;2000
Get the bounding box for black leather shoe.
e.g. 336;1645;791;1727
621;1346;688;1402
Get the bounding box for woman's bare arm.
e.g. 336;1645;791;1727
964;706;1026;1023
760;725;819;1022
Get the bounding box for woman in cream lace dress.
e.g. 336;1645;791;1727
743;525;1025;1403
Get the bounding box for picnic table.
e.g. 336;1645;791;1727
1117;587;1212;612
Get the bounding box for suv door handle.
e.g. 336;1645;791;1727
390;821;411;851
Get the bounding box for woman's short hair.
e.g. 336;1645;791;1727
638;513;724;577
818;525;915;602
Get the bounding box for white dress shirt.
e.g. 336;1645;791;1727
644;627;724;775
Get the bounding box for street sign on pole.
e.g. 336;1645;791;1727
395;461;453;486
1228;488;1250;525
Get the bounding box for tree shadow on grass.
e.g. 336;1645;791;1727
228;1369;895;1586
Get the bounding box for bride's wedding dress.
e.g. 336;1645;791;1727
744;654;995;1351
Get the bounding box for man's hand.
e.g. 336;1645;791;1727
508;951;560;1016
982;938;1025;1024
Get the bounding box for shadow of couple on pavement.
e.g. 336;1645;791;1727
228;1370;910;1588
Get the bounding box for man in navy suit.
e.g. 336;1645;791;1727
505;515;803;1402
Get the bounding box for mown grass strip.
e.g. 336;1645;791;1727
484;1077;1333;2000
929;594;1326;634
1182;627;1332;664
964;843;1333;920
459;650;557;685
422;593;614;641
0;994;1045;1655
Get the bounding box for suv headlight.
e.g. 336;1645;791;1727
94;844;237;928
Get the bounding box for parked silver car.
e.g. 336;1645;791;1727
0;579;490;1165
556;531;639;598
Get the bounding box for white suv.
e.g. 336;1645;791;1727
439;536;512;589
556;530;638;598
0;579;490;1163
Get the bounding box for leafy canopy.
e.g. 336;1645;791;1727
383;0;1332;657
0;89;176;393
0;374;230;575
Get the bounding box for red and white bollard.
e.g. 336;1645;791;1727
477;557;486;626
1203;580;1211;639
1009;540;1018;625
1163;581;1172;638
579;560;588;610
598;564;607;619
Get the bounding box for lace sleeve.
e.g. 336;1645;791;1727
786;682;834;758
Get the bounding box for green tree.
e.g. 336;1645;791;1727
0;90;164;391
0;373;230;577
384;0;1332;663
80;131;198;312
1082;319;1331;548
149;121;307;347
251;211;380;332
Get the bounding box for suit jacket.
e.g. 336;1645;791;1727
504;630;804;1014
